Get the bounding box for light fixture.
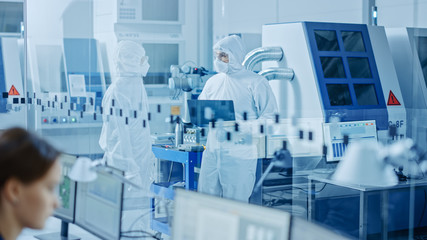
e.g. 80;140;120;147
69;157;142;189
332;141;398;187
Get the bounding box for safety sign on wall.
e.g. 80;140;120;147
387;90;400;106
8;85;20;96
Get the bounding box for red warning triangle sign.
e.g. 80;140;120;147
387;90;401;106
8;85;20;96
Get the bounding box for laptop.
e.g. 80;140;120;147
187;100;235;127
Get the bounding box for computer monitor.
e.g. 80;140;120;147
35;154;79;240
74;167;124;240
323;120;378;162
187;99;235;127
172;189;291;240
54;154;77;222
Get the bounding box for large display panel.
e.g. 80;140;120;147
172;189;291;240
75;167;124;240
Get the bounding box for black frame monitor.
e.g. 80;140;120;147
54;154;77;222
74;166;124;240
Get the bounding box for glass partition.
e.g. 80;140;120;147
4;0;424;239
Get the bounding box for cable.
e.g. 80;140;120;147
127;208;155;231
294;184;327;194
127;199;162;231
418;189;427;228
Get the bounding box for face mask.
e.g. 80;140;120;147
140;62;150;77
214;59;229;73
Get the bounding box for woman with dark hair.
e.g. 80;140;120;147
0;128;61;240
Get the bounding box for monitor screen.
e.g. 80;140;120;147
54;154;77;223
142;0;179;21
172;189;291;240
188;100;235;126
322;120;377;162
142;43;179;85
74;167;124;240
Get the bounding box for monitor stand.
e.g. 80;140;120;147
35;221;80;240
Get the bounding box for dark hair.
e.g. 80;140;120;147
0;128;60;190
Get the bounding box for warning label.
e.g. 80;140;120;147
387;90;401;106
8;85;20;96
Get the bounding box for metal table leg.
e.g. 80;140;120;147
308;179;316;221
359;191;368;240
381;190;389;240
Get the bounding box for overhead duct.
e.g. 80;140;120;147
243;47;283;71
259;67;294;81
243;46;294;81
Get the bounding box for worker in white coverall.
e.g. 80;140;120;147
99;40;155;231
198;35;278;202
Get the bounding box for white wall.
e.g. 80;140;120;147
377;0;427;27
213;0;364;45
212;0;427;46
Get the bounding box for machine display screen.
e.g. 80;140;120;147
354;84;378;105
315;30;339;51
416;37;427;88
347;57;372;78
320;57;346;78
326;84;352;106
142;0;179;21
342;31;366;52
143;43;179;85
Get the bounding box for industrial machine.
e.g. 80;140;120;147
25;38;106;155
386;27;427;150
0;37;26;129
258;22;406;158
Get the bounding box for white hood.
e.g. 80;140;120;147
114;40;147;79
213;35;246;74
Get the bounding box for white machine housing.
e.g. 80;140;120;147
0;37;26;129
386;27;427;150
25;39;104;155
262;22;406;157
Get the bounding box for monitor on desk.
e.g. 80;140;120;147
323;120;378;162
54;154;77;222
188;100;235;126
35;154;79;240
74;167;124;240
172;189;291;240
